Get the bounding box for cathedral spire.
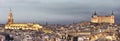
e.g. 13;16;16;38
8;9;14;24
10;8;12;13
9;8;13;17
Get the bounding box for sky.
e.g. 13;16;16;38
0;0;120;24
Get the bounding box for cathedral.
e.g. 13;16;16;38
5;9;43;31
91;11;115;24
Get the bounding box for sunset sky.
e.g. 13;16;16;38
0;0;120;24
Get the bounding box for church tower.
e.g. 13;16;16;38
7;9;14;24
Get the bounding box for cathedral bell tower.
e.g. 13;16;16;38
7;9;14;24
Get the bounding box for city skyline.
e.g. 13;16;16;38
0;0;120;41
0;0;120;24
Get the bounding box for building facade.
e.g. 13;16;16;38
91;11;115;24
5;9;42;31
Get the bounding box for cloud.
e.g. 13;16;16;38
0;0;120;24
